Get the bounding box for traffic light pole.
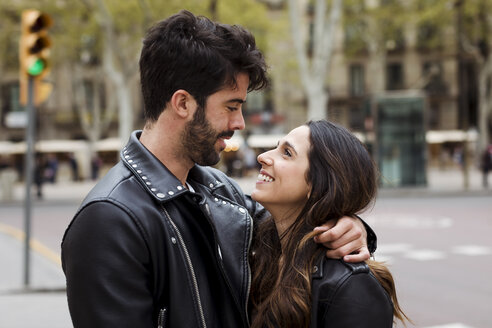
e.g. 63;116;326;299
23;76;35;287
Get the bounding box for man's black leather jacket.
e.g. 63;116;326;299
62;131;267;327
61;130;377;327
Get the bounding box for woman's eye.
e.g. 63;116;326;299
283;148;292;157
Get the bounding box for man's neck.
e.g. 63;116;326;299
139;125;193;186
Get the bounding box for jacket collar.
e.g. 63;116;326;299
312;255;368;280
312;254;325;279
121;130;225;202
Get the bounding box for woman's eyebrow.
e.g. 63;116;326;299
278;140;298;155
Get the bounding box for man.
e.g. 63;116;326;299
62;10;376;327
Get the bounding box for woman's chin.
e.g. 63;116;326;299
250;189;259;201
250;189;265;203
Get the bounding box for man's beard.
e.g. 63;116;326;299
181;106;234;166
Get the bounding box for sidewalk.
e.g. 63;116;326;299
0;231;70;328
1;167;491;205
378;167;492;197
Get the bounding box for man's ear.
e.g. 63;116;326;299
170;89;197;119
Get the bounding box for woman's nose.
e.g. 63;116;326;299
257;151;273;166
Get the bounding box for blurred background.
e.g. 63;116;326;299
0;0;491;327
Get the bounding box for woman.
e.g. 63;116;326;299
249;120;408;327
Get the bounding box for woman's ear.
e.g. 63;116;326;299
170;90;197;119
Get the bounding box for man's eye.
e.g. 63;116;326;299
227;106;238;111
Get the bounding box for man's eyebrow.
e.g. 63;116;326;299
226;98;246;104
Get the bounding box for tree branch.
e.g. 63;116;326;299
288;0;311;88
315;0;341;78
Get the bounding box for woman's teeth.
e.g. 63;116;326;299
257;173;274;182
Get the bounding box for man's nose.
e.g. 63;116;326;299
230;109;245;131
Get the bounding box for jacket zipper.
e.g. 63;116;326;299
203;200;254;328
157;307;167;328
244;212;254;327
162;207;207;328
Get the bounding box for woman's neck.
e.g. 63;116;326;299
266;205;302;249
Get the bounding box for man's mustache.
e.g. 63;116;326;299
218;131;234;139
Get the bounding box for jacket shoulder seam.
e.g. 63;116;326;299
62;177;151;247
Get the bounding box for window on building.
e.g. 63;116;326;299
80;79;107;115
349;64;365;97
422;62;447;95
349;105;365;130
385;27;405;53
417;22;442;50
344;21;367;54
386;62;404;90
428;100;440;129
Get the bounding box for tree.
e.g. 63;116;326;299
459;0;492;151
0;0;274;155
73;67;117;160
286;0;408;120
287;0;343;120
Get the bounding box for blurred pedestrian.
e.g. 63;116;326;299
481;144;492;188
453;146;464;168
45;154;59;183
68;153;79;181
90;155;102;180
34;153;45;199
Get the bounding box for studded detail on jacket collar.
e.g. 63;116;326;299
121;130;225;203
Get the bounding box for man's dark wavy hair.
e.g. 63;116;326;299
139;10;269;122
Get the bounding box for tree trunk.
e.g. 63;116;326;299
96;0;136;146
478;56;492;150
288;0;342;120
306;82;328;119
367;46;386;93
116;80;134;143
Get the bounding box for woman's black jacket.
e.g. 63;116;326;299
310;258;393;327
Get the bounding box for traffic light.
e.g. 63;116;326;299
19;9;53;106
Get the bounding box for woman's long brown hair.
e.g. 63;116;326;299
249;120;409;327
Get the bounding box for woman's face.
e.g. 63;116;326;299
251;125;311;215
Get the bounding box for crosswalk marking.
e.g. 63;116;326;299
376;243;412;253
423;323;476;328
404;249;446;261
365;214;453;229
376;243;491;262
452;245;492;256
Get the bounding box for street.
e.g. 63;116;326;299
0;181;491;327
366;196;492;328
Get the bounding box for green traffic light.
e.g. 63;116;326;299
27;58;45;76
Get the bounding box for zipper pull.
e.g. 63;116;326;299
158;307;167;328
